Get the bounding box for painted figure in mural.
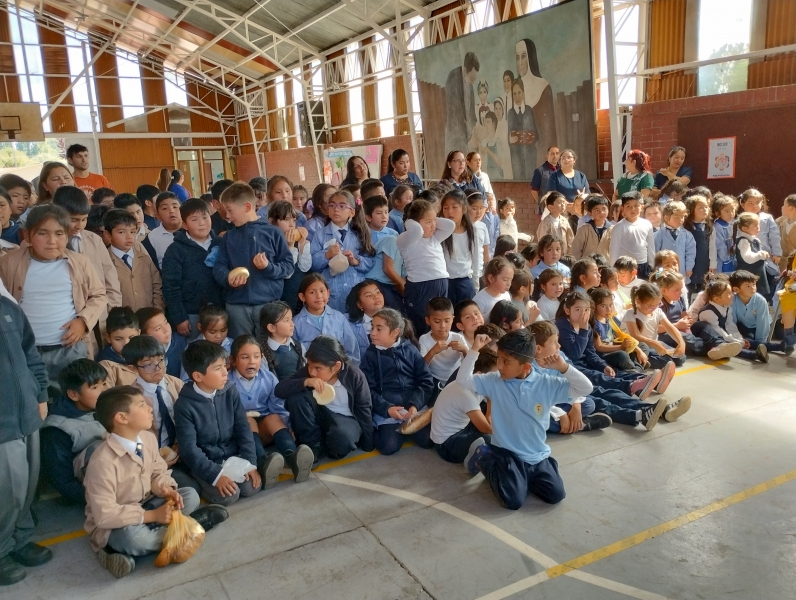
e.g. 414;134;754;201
445;51;480;156
515;39;557;164
507;77;539;181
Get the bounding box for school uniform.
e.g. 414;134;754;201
687;222;711;292
70;230;122;310
275;363;374;459
397;217;456;335
658;297;724;357
431;381;492;463
163;333;187;378
305;214;325;243
735;232;770;296
473;289;511;321
95;344;126;364
711;218;735;272
536;214;574;256
133;375;182;448
1;221;21;245
349;315;372;360
179;335;232;382
281;237;313;314
622;307;685;368
443;229;480;308
593;317;639;371
109;243;164;312
571;221;612;260
419;331;468;393
456;350;592;509
265;337;304;381
365;228;404;311
777;216;796;273
482;211;500;257
654;226;696;284
609;218;655;277
360;338;435;455
293;305;361;365
387;208;405;234
554;318;609;372
758;211;782;281
537;295;560;321
732;292;785;352
143;214;160;230
141;225;176;271
83;431;200;554
174;381;259;506
310;221;374;313
530;260;571;280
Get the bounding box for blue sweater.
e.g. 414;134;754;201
162;229;224;326
381;172;423;196
359;339;434;422
555;317;608;372
213;218;294;306
174;380;257;485
293;306;360;364
387;209;405;234
165;334;187;378
230;364;290;427
95;344;125;364
732;292;771;341
655;226;696;284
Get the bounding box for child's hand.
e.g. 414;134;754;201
603;365;616;377
538;352;568;373
675;319;690;331
343;250;359;266
253;252;269;270
470;333;490;352
388;406;407;420
229;273;248;288
564;403;583;433
176;320;192;337
558;413;571;434
284;227;297;246
245;468;261;490
743;340;751;349
675;343;686;357
304;377;326;393
147;501;173;525
432;339;449;354
528;304;541;323
38;402;48;419
448;340;468;354
634;347;648;365
166;453;179;467
653;341;669;354
61;318;87;347
396;278;406;296
405;406;418;420
620;337;633;350
296;227;308;242
686;270;693;277
325;243;341;259
215;475;238;497
773;256;781;265
762;251;770;259
161;486;184;510
580;311;590;328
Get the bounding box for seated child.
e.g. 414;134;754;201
361;308;435;455
454;300;485;347
530;234;572;280
96;306;139;364
474;256;514;318
534;268;565;321
431;347;495;464
180;305;233;381
0;188;21;244
589;287;648;371
175;341;262;506
346;280;386;359
362;195;404;311
733;269;794;356
622;282;686;370
614;256;645;303
490;300;525;332
599;266;627;318
259;301;305;381
275;336;374;462
651;269;741;360
419;297;469;399
698;279;767;363
293;273;360;364
230;336;314;484
570;257;600;295
41;359;108;504
509;269;540;325
84;386;227;579
457;329;593;510
520;243;539;272
136;307;187;378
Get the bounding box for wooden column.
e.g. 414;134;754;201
327;49;351;143
0;10;20;103
141;58;168;133
38;24;77;133
646;0;695;101
91;44;124;133
361;37;380;140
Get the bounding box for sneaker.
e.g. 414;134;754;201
0;555;26;586
640;397;668;431
464;437;488;476
784;336;795;357
756;344;769;363
655;361;676;394
707;341;743;361
97;547;135;579
258;453;285;490
664;396;692;422
630;370;662;401
291;444;314;483
581;413;612;431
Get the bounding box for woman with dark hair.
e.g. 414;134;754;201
167;169;190;202
651;146;692;199
613;150;654;200
340;156;370;186
515;38;557;161
546;149;589;202
156;168;171;192
37;162;74;203
440;150;485;193
380;148;423;195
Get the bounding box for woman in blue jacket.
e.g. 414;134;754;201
381;149;424;196
167;169;191;202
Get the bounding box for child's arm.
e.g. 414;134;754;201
766;214;782;263
296;237;312;273
571;225;587;260
624;319;668;354
433;216;456;242
161;249;190;333
752;295;773;341
738;238;769;263
423;342;444;365
593;335;623;353
456;347;481;394
382;254;405;295
347;246;373;273
40;428;86;503
658;315;686;355
582;327;611;373
359;352;394;418
708;228;718;271
340;319;361;365
698;309;736;344
684;230;696;277
535;353;594;398
608;221;624;265
258;230;295;281
273;366;312;399
151;261;164;310
310;232;333;272
229;387;258;465
69;257;107;347
467;406;492;434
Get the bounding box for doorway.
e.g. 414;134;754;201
176;149;230;198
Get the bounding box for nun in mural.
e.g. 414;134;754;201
515;38;556;162
444;51;480;155
507;77;538;180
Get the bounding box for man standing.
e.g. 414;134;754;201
67;145;112;197
445;52;480;156
531;146;560;210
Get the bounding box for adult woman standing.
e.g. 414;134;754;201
167;169;190;202
613;149;655;200
340;155;370;186
441;150;485;193
651;146;692;199
381;148;423;195
156;168;171;192
546;149;588;202
37;162;74;203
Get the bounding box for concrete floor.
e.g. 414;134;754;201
3;355;796;600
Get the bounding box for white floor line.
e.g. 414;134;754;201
316;473;671;600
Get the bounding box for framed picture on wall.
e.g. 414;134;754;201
707;137;736;179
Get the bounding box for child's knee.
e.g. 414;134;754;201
178;487;201;514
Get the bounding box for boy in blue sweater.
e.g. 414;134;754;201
654;201;696;285
41;359;108;504
162;198;223;341
175;340;264;506
457;328;593;510
730;270;794;355
96;307;139;364
213;182;294;339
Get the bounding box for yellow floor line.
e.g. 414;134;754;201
39;529;87;547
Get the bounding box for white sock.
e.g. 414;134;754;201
635;409;642;421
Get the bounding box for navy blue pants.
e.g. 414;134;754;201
599;350;639;372
660;321;723;357
285;391;362;459
376;281;404;312
548;397;595;433
636;262;651;280
447;277;476;310
375;422;433;455
575;364;644;394
737;322;784;353
590;386;645;426
638;342;686;368
404;278;448;336
436;422;491;463
480;446;565;510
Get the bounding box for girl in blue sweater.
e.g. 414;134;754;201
711;195;736;273
360;308;435;455
346;280;386;359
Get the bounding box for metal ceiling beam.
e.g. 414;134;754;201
140;0;199;59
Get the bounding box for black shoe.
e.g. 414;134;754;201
581;413;612;431
258;452;285;490
190;504;229;532
310;446;324;470
0;555;25;586
287;445;314;483
640;397;668;431
9;543;52;567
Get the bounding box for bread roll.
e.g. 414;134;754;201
312;382;336;405
229;267;250;279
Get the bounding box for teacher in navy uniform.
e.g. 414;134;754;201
545;148;589;201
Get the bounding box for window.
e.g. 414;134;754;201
346;42;364;141
469;0;495;32
165;71;188;106
596;4;641;108
65;29;98;133
698;0;753;96
407;16;425;132
292;68;305;148
116;53;146;120
7;6;50;132
374;34;394;137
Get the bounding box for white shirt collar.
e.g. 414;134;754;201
192;382;216;399
375;339;401;351
362;314;373;334
187;233;212;250
267;337;294;351
111;433;143;456
110;245;134;261
135;375;167;396
513;103;525;114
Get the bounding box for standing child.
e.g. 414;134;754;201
267;200;310;314
142;192;182;271
509;269;540;325
529;234;571;280
388;184;414;234
346;280;385;359
465;191;492;276
776;195;796;273
96;307;139;364
622;282;686;369
161;198;223;340
642;201;662;232
310;190;374;313
293;274;360;363
113;193;149;242
0;188;21;244
229;336;314;484
698;278;765;362
734;212;771;297
419;297;469;398
255;175;293;219
362;195;404;311
473;256;514;318
457;329;593;509
498;198;532;244
710;194;737;273
534;268;566;321
440;190;481;306
397;199;456;335
259;301;305;381
739;189;781;296
454;300;486;347
609;192;655;279
608;201;622;225
361;308;435;455
136;307;186;378
275;336;374;462
684;195;713;296
212;182;294;339
536;192;574;255
572;195;612;260
654;201;696;286
305;183;336;243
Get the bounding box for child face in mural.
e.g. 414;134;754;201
494;101;504;122
515;41;530;78
478;85;488;106
503;73;512;95
511;82;525;109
